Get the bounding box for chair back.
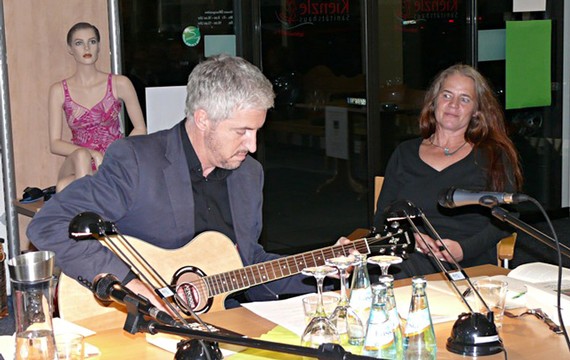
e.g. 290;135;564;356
373;176;384;213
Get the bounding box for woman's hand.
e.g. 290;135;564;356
414;232;464;262
327;237;359;278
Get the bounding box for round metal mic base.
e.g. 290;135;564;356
68;211;106;239
175;339;223;360
446;312;504;356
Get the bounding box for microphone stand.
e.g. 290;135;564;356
122;308;379;360
487;202;570;351
489;206;570;260
385;200;504;356
69;212;223;358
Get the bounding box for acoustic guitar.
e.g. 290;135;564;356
58;230;413;326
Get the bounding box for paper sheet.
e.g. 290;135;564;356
325;106;349;159
513;0;546;12
242;292;329;336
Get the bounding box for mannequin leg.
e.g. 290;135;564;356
56;148;94;192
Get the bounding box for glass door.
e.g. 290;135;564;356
476;1;564;214
259;1;369;253
370;0;469;173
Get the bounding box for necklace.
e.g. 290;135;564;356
428;137;468;156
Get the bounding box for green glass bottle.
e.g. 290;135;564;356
349;253;372;341
403;276;436;359
363;283;397;359
378;274;403;357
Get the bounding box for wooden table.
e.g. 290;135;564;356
13;199;43;217
77;265;569;359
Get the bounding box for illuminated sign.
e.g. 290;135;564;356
402;0;459;20
277;0;351;28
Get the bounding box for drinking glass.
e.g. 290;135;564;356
325;256;364;345
300;266;340;348
368;255;403;276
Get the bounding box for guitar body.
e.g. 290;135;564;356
58;232;244;325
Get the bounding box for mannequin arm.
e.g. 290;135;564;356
48;82;85;156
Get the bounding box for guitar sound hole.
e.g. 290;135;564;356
172;266;212;315
177;283;199;309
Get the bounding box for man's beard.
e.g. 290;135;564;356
204;131;245;170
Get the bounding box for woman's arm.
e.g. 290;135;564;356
114;75;147;136
48;81;84;156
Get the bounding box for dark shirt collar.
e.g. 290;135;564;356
180;121;230;180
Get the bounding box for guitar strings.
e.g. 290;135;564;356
185;237;375;307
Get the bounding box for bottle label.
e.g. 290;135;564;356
389;307;400;331
364;320;394;350
349;288;371;322
405;308;430;336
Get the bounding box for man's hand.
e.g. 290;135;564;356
125;278;176;316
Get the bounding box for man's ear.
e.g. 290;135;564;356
193;109;210;131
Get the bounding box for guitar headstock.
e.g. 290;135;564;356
368;220;416;259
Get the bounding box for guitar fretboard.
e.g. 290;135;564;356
202;235;384;296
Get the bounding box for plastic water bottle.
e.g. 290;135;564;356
378;274;403;357
363;283;397;359
403;276;436;359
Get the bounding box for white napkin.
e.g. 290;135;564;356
0;334;14;360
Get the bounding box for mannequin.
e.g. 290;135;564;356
49;22;146;192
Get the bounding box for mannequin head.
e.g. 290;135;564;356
66;22;100;46
66;22;101;64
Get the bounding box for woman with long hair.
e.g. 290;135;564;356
374;64;523;278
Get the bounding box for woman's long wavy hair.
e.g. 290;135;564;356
419;64;523;191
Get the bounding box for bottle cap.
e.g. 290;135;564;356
412;276;427;284
378;274;394;284
371;283;387;292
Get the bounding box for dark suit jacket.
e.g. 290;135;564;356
27;122;313;301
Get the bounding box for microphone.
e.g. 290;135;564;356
438;187;529;208
93;273;178;326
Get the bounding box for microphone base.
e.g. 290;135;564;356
175;339;223;360
446;312;504;356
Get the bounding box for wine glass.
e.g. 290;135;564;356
300;266;340;348
325;255;364;346
368;255;403;276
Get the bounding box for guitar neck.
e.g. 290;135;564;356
204;237;372;296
